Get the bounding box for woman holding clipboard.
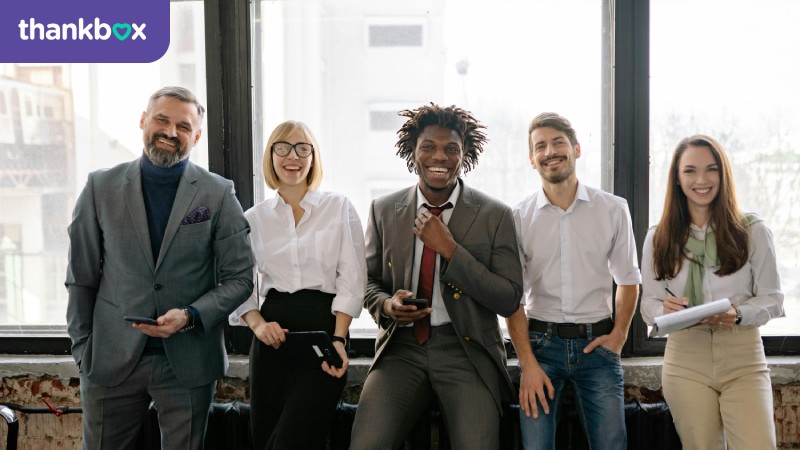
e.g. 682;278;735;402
640;135;783;450
229;121;366;449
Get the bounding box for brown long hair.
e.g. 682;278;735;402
651;135;749;279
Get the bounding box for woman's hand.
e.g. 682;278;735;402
663;295;689;315
701;307;737;331
321;340;349;378
252;320;288;349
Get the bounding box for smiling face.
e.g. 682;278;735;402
272;129;313;188
529;126;580;185
140;95;202;167
678;144;720;223
414;125;464;203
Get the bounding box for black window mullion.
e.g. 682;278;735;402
613;0;656;356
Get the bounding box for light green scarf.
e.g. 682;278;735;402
682;213;762;307
683;232;719;307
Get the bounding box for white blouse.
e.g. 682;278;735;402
640;220;784;327
229;190;366;325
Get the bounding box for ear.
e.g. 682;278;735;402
193;129;203;146
574;143;581;159
139;111;147;130
529;154;536;168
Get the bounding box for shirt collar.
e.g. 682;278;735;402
266;188;322;210
535;180;589;210
415;181;461;210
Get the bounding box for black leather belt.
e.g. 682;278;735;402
528;318;614;339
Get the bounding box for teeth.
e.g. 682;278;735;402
429;167;448;173
695;188;711;194
158;138;175;146
544;158;563;166
284;165;300;170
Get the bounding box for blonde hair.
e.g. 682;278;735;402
262;120;323;190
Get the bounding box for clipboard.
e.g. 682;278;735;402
278;331;343;369
651;298;732;337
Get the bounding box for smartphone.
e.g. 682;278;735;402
124;316;158;325
402;298;429;309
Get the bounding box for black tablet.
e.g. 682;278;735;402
278;331;343;369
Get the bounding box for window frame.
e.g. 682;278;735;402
4;0;799;357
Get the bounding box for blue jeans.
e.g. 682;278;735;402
519;328;626;450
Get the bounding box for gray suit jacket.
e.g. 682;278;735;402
364;180;522;411
65;158;253;388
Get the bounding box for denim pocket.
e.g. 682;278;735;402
528;330;550;351
594;344;621;363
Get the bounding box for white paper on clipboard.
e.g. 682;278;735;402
651;298;732;337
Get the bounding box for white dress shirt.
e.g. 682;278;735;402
409;183;460;326
640;220;784;327
229;189;366;325
515;182;642;323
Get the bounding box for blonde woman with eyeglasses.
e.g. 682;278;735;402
229;121;366;449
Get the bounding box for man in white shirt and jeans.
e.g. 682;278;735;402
506;112;642;450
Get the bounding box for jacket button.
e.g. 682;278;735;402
388;262;392;269
453;292;461;300
154;284;162;290
464;336;470;341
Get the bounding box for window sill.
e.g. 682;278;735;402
3;355;800;390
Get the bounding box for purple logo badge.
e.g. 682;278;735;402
0;0;170;63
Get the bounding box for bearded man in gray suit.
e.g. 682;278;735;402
65;86;253;450
350;104;523;450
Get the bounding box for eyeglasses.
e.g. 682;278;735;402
272;141;314;158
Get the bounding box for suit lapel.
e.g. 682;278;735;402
394;186;417;289
125;160;155;273
448;180;479;244
155;162;199;271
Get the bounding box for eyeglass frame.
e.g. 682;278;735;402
271;141;314;158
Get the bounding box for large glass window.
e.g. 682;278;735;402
650;0;800;336
253;0;606;332
0;1;206;330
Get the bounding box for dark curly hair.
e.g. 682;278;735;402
395;103;487;174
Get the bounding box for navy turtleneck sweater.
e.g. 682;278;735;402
140;154;189;261
140;154;189;352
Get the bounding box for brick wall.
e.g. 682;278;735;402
3;373;800;448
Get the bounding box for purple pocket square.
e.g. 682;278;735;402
181;207;211;225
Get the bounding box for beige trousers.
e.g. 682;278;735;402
662;325;776;450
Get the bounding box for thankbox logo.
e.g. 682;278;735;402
0;0;169;63
18;18;147;41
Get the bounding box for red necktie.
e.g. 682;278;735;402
414;202;453;345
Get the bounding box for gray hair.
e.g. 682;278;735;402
147;86;205;122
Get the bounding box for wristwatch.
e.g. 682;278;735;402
733;305;743;325
331;335;347;346
179;307;195;332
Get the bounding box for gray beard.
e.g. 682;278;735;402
146;143;186;168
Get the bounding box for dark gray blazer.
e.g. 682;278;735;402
65;158;253;388
364;179;522;412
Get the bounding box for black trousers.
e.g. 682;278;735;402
249;289;347;450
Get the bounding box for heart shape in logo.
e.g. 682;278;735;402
113;23;132;41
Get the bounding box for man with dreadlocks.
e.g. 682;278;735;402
349;104;522;450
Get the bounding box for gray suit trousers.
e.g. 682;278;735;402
350;325;500;450
80;354;215;450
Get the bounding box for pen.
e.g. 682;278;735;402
664;287;687;308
